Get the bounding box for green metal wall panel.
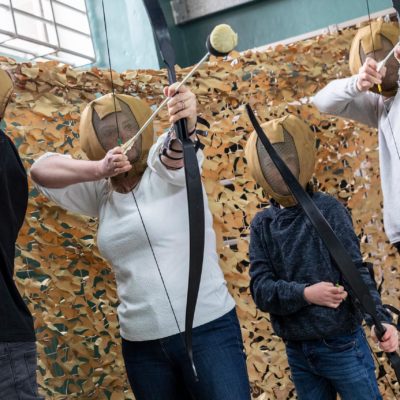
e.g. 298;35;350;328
160;0;392;67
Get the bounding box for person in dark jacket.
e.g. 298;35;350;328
0;69;43;399
245;114;398;400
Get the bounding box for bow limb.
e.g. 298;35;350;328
393;0;400;20
142;0;205;380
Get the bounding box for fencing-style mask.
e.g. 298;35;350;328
245;115;315;207
349;20;400;96
79;94;154;190
0;69;13;120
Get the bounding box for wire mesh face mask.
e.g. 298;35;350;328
256;129;300;197
79;93;154;193
360;36;399;93
349;20;400;96
245;115;316;207
0;69;13;119
92;100;145;193
92;99;143;165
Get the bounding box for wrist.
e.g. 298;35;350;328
188;127;196;136
187;118;197;136
168;126;177;140
355;76;363;93
94;160;106;180
303;286;312;304
160;128;183;161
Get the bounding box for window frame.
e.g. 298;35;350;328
0;0;95;67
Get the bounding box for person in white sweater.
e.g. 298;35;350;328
30;84;250;400
314;20;400;251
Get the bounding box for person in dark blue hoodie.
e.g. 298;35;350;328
0;69;43;399
245;114;398;400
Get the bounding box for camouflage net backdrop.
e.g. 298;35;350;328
2;19;399;399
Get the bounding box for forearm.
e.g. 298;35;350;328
250;272;309;316
358;262;393;325
313;76;379;127
313;76;359;112
249;225;309;315
31;154;102;188
160;127;197;170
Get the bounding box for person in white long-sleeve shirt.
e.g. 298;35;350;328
314;20;400;250
30;84;250;400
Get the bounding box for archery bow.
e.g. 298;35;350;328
141;0;205;380
100;0;200;379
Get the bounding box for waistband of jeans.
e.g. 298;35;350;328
284;325;363;346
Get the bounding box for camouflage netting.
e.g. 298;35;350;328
2;20;399;400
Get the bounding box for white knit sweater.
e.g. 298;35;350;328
314;75;400;244
34;133;235;340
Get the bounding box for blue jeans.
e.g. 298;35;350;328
122;308;251;400
0;342;43;400
285;327;381;400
